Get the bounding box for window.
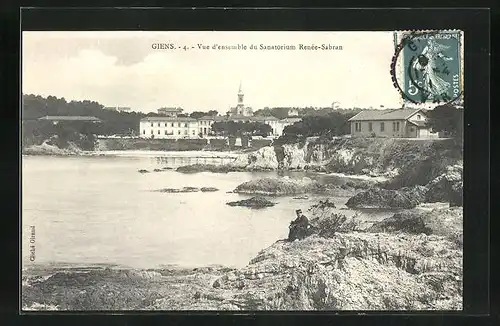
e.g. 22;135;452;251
150;123;153;127
416;114;421;120
143;130;145;134
184;123;188;127
151;130;153;134
165;130;168;135
178;123;181;127
165;123;168;127
192;130;195;135
158;123;160;127
158;130;160;134
178;130;181;135
380;122;385;132
171;123;174;127
410;127;415;132
368;122;373;132
184;130;188;135
393;122;400;132
355;122;361;132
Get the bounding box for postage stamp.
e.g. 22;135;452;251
392;30;464;105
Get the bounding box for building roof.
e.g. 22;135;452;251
407;120;428;127
158;107;183;112
251;115;278;122
38;116;102;122
280;117;302;123
141;116;196;122
348;108;422;121
199;115;226;121
228;114;256;121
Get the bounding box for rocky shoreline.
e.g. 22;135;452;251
22;137;463;311
22;204;462;311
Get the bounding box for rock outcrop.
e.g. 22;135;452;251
201;187;219;192
233;177;318;196
345;185;428;209
228;146;280;170
23;141;82;156
425;164;463;206
226;196;276;209
208;232;462;310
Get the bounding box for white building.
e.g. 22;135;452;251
198;115;226;136
157;107;183;117
103;106;131;112
139;83;303;139
140;117;199;139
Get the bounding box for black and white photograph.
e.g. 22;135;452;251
21;30;464;311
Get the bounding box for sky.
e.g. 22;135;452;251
22;31;405;113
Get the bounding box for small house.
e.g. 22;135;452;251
348;108;439;138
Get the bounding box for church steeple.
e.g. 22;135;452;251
237;81;244;112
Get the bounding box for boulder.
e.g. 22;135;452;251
368;207;463;245
367;211;432;234
200;187;219;192
138;169;150;174
425;164;463;206
233;177;317;196
226;196;276;209
345;185;428;209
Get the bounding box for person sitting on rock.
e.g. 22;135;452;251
288;209;310;241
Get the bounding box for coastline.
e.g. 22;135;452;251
22;138;463;311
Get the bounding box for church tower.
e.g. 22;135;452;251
236;81;244;115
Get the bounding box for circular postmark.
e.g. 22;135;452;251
391;30;463;105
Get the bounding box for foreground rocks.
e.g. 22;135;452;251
207;232;462;310
367;207;463;246
22;201;462;311
345;185;428;209
226;196;276;209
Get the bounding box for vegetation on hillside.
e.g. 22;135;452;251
211;121;272;137
275;110;359;145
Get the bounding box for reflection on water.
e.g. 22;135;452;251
21;154;397;270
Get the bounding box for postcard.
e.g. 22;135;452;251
22;29;464;311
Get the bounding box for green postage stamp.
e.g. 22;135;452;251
392;30;464;105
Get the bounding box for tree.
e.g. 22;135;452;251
207;110;219;116
189;111;207;119
282;111;355;138
211;121;272;137
427;104;463;139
